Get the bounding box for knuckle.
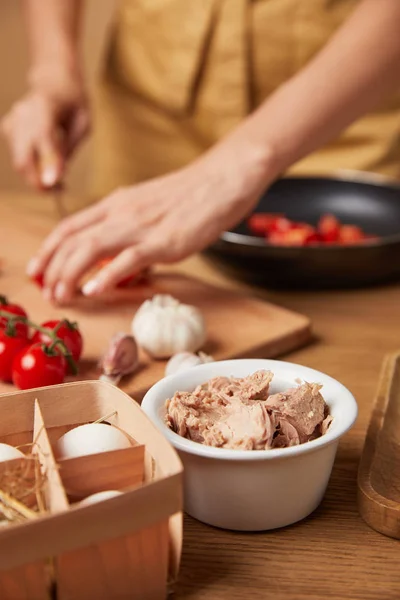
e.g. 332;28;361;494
57;218;76;239
59;268;77;287
14;157;28;172
38;114;54;136
63;237;78;254
160;233;181;258
84;235;101;255
12;100;28;118
129;245;143;262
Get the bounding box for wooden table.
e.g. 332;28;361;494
2;193;400;600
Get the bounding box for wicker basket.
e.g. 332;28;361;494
0;380;183;600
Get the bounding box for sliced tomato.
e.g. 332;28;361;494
318;214;340;243
247;213;284;236
338;225;365;245
269;226;320;246
269;217;295;234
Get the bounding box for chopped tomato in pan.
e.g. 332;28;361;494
247;212;376;246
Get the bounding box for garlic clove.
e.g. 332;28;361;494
132;294;207;359
99;332;139;385
165;351;214;377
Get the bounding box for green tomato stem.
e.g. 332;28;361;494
0;309;78;375
48;339;78;375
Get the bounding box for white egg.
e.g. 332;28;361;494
0;443;25;462
56;423;131;459
78;490;123;507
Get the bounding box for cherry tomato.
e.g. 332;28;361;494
318;214;340;243
32;319;83;362
12;343;66;390
338;225;365;245
0;330;29;382
0;296;28;338
247;213;284;236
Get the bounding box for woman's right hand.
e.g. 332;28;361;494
1;76;90;189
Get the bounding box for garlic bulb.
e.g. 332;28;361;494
165;352;214;377
99;332;139;385
132;294;206;359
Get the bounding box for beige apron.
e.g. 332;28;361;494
90;0;400;198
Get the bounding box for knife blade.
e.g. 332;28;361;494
52;184;68;220
38;144;68;221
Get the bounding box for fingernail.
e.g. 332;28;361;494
41;167;58;188
54;281;67;302
42;288;52;302
82;279;99;296
26;258;40;277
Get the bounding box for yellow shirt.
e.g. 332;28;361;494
90;0;400;197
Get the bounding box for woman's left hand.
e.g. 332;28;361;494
27;143;271;304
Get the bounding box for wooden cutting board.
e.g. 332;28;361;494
0;200;311;400
358;352;400;538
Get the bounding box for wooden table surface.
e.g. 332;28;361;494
1;193;400;600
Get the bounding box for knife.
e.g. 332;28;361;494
38;136;68;221
51;184;68;220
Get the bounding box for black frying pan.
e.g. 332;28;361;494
205;174;400;289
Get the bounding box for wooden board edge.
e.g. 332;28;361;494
357;351;400;538
230;316;312;360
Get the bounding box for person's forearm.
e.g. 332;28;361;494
25;0;83;89
222;0;400;195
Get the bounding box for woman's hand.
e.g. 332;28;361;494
27;142;273;304
1;77;89;189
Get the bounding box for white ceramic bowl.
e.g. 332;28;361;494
141;359;357;531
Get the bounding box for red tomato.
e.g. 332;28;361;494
32;319;83;362
269;217;295;234
0;330;29;382
0;296;28;338
304;232;323;245
12;343;66;390
269;225;320;246
251;211;375;246
31;273;44;289
318;214;340;243
96;258;142;288
247;213;284;236
338;225;365;245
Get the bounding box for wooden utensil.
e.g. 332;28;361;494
358;351;400;538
